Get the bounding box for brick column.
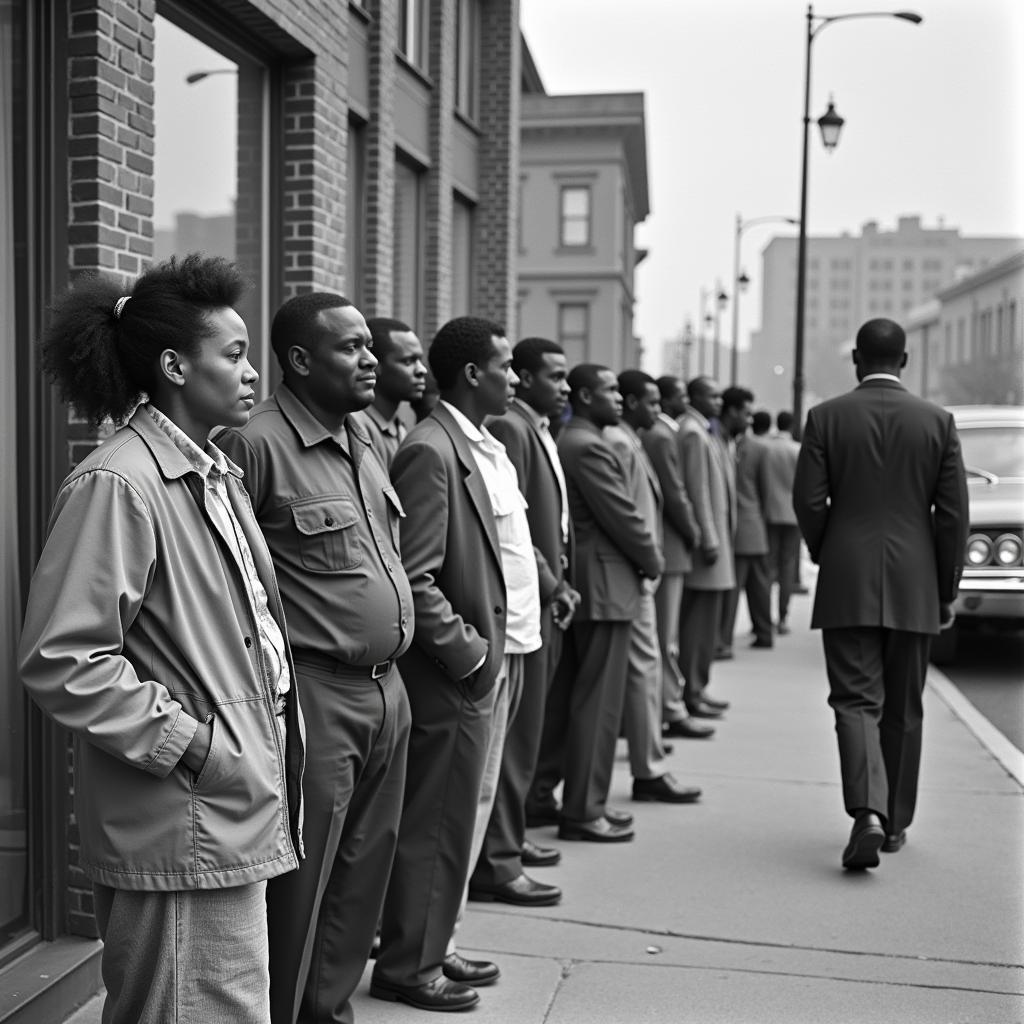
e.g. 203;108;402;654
474;0;521;337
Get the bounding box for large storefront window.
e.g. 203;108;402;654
153;8;275;391
0;0;28;954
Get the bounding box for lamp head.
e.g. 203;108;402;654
893;11;923;24
817;99;844;151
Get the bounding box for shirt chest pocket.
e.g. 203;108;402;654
290;497;362;573
382;486;405;551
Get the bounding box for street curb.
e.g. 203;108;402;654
927;665;1024;788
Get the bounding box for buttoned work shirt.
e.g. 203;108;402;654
217;385;414;666
145;404;290;702
353;403;408;470
513;398;570;546
440;401;541;655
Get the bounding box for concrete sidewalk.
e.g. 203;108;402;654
66;593;1024;1023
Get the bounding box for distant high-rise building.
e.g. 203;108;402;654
744;216;1024;412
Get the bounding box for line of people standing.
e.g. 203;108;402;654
18;254;809;1024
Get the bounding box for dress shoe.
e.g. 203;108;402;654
776;620;792;636
632;772;702;804
559;816;634;842
882;830;907;853
442;952;501;987
699;693;730;711
469;872;562;907
750;637;773;649
686;699;723;719
525;801;561;827
521;838;561;867
604;805;634;827
842;812;885;870
663;718;715;739
370;974;480;1010
713;646;734;661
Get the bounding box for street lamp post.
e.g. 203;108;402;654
731;213;798;385
713;284;728;381
791;4;922;438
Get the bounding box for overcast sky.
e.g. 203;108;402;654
519;0;1024;371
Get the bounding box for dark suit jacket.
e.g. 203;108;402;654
390;403;507;693
733;433;770;556
557;416;663;622
792;378;968;634
487;401;568;604
641;415;699;574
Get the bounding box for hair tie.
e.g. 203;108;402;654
113;296;131;320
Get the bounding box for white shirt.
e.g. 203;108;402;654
441;402;541;655
861;373;902;384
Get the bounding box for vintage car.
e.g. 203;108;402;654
931;405;1024;663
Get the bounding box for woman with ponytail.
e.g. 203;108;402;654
19;254;304;1024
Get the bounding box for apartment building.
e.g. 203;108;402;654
744;216;1023;412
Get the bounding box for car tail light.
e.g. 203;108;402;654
994;534;1023;567
966;534;993;566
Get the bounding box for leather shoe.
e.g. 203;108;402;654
442;952;500;987
686;699;723;719
558;817;634;842
842;812;885;870
664;718;715;739
699;693;730;711
713;646;734;661
469;872;561;907
525;801;561;827
604;805;634;827
370;974;480;1010
632;772;702;804
750;638;773;649
882;830;907;853
776;619;792;635
521;838;561;867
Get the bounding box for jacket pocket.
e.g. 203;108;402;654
382;485;405;551
290;496;362;572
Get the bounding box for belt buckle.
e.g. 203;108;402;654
371;661;391;680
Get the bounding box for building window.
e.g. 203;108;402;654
558;302;589;364
393;154;425;330
346;116;366;308
455;0;478;119
399;0;429;71
451;192;474;318
154;9;274;389
559;186;590;248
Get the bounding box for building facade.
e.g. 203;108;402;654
744;216;1024;413
1;0;522;1018
517;66;649;371
905;250;1024;406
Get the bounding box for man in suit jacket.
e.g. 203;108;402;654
642;377;714;740
372;317;537;1011
793;318;967;870
555;364;664;842
719;387;774;653
608;370;702;805
470;337;579;904
678;377;735;718
762;410;803;634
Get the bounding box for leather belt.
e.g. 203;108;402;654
291;648;393;680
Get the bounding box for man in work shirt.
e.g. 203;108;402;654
218;292;413;1024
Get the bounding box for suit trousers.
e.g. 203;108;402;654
654;572;689;725
375;659;500;988
527;628;572;816
94;881;270;1024
720;554;773;648
268;662;410;1024
678;587;725;704
473;616;558;888
624;588;668;780
561;619;632;823
768;523;802;623
822;627;930;833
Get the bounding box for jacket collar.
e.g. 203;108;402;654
273;383;372;459
128;406;204;482
563;415;604;437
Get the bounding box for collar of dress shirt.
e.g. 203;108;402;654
686;406;711;431
441;399;495;448
860;373;902;384
512;396;553;433
144;403;241;481
657;411;680;432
